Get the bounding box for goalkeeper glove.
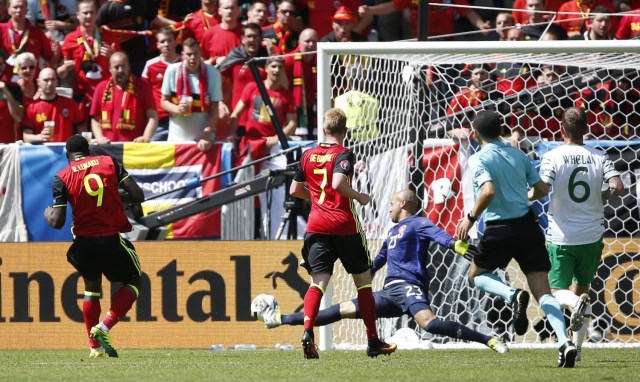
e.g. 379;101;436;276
452;240;478;262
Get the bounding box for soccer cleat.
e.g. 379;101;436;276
557;340;577;368
89;347;106;358
366;338;397;358
262;306;282;329
570;293;590;332
90;325;118;358
512;289;530;336
301;330;319;359
576;347;582;362
487;336;509;354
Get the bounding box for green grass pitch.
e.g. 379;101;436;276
2;348;639;381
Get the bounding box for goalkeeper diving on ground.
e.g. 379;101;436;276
253;189;508;354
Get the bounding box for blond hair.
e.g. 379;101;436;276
323;108;347;136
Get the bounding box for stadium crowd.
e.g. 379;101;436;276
0;0;637;148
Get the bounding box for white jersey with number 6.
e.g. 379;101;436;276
539;144;620;245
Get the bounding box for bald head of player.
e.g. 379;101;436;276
389;189;420;223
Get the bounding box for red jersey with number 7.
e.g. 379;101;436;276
294;143;362;235
52;155;132;237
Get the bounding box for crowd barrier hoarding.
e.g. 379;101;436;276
0;241;308;349
15;142;232;241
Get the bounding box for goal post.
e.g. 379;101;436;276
316;40;640;350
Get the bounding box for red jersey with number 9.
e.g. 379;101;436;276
52;155;132;237
294;143;361;235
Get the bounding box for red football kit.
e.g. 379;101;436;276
52;155;132;237
90;76;155;142
23;96;84;142
62;27;121;104
0;20;55;82
201;24;242;62
294;143;360;235
141;55;181;120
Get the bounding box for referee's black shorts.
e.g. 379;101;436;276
67;234;142;283
474;210;550;275
301;232;371;275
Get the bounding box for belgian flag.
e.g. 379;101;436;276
92;143;226;239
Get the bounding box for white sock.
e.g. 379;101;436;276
552;289;579;310
99;322;109;332
573;304;591;349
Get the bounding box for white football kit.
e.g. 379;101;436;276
539;144;620;245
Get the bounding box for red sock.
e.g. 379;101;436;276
357;287;378;341
303;286;324;331
103;286;137;330
83;298;101;348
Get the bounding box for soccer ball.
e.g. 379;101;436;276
250;294;278;321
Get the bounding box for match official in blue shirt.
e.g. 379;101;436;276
455;111;577;368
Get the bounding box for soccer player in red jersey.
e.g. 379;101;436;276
289;108;397;359
22;68;84;143
44;134;145;358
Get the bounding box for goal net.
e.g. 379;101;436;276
316;40;640;349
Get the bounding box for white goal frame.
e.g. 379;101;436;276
316;40;640;351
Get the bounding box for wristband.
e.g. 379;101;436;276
467;213;477;223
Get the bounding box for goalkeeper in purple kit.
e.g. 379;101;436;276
258;189;508;353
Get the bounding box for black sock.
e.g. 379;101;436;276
425;318;491;344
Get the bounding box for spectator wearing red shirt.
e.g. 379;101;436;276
447;64;489;139
218;23;272;137
90;52;158;143
616;8;640;39
262;0;298;54
359;0;491;39
141;28;181;142
1;0;59;84
229;57;296;160
228;56;297;240
23;67;83;143
174;0;221;42
202;0;243;66
60;0;119;112
0;54;23;143
556;0;616;38
511;66;564;147
296;0;369;39
284;28;317;140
